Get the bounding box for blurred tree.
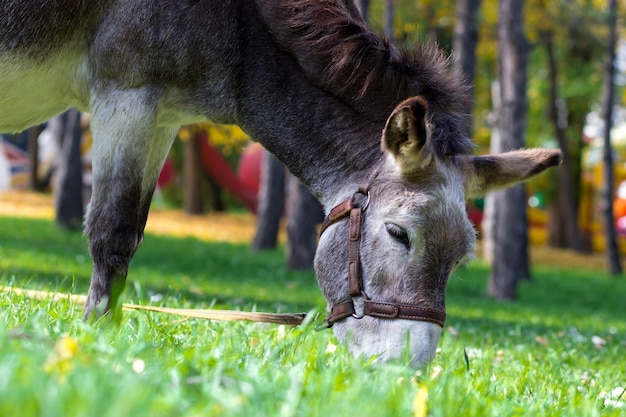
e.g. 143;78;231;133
384;0;394;41
183;128;205;215
600;0;622;276
525;0;607;251
356;0;371;23
206;175;225;212
285;174;322;270
253;150;321;271
453;0;482;131
252;150;285;251
486;0;530;300
543;31;583;251
54;109;84;230
27;126;44;191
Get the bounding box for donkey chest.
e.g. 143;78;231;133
0;53;89;133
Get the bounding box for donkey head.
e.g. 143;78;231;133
315;97;561;365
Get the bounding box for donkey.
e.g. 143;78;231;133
0;0;561;365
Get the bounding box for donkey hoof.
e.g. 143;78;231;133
83;295;110;322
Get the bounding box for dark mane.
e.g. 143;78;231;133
256;0;474;156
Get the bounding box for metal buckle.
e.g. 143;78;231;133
351;291;369;319
351;190;370;211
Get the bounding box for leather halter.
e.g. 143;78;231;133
319;157;446;328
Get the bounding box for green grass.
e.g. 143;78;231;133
1;215;625;416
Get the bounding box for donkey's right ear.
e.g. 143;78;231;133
461;148;563;197
381;97;432;175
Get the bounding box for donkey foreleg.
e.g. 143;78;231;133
84;89;178;320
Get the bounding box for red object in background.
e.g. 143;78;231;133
614;198;626;220
237;142;263;195
614;197;626;235
466;207;483;229
157;158;175;188
198;131;258;213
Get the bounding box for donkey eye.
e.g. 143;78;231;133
385;222;410;249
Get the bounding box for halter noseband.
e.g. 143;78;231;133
319;157;446;329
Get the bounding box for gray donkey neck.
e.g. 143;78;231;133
234;3;383;202
1;0;470;206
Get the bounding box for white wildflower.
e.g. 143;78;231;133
465;347;483;359
132;358;145;374
277;325;286;339
600;387;626;409
591;335;606;348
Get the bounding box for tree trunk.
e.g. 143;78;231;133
183;130;204;215
543;34;583;251
600;0;622;276
251;150;285;251
453;0;482;128
205;175;225;212
54;109;84;230
482;81;500;266
487;0;530;300
285;174;321;270
355;0;371;23
27;126;44;191
384;0;394;41
423;2;438;42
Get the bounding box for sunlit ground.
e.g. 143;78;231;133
0;190;616;272
0;190;267;245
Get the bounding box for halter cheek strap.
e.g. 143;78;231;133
319;157;446;328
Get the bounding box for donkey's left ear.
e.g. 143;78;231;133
381;97;432;174
461;148;562;197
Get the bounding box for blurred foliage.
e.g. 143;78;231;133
363;0;625;207
365;0;624;150
178;123;250;157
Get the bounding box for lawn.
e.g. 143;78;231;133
0;191;625;416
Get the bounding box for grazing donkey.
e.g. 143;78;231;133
0;0;561;365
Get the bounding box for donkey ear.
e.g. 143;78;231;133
463;148;562;197
381;97;432;174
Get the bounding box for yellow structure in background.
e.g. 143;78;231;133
579;124;626;253
528;206;549;246
178;123;250;155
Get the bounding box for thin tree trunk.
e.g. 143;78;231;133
384;0;394;41
544;34;583;251
424;2;438;42
54;109;84;230
205;175;225;212
183;130;204;215
600;0;622;276
488;0;530;299
251;151;285;251
27;126;43;191
453;0;482;131
355;0;371;23
285;174;321;270
482;81;500;266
